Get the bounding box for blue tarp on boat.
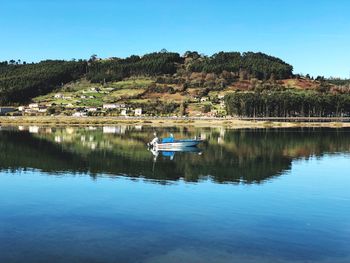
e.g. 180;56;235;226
161;137;175;143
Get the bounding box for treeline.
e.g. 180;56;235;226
326;78;350;86
0;60;86;104
86;51;293;83
87;52;183;83
225;91;350;117
188;51;293;79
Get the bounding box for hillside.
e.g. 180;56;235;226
1;51;350;117
28;76;329;117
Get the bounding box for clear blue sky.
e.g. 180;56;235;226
1;0;349;78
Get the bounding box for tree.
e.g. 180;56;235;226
89;54;98;62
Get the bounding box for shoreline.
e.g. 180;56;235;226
0;116;349;128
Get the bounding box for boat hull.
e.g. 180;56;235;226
155;140;202;149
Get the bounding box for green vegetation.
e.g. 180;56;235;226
0;60;86;105
188;51;293;79
1;50;349;117
225;90;350;117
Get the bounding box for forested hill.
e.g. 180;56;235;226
0;51;293;104
0;60;86;104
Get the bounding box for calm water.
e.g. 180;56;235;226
0;126;349;263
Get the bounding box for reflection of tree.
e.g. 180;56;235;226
0;128;349;184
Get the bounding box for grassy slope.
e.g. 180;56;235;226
31;77;322;115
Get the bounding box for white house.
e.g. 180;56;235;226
90;87;100;92
120;109;127;116
38;106;47;113
87;107;98;112
28;103;39;109
218;94;225;100
200;97;209;102
54;93;64;99
134;108;142;116
72;112;87;117
103;104;118;109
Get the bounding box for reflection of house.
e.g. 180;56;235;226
66;127;75;134
134;108;142;116
103;126;120;134
29;126;39;133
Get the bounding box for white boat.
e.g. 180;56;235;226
148;134;203;150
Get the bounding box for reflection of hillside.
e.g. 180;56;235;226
0;128;349;184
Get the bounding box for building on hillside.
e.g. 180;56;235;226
18;106;25;112
38;106;47;113
200;97;209;102
54;93;64;99
90;87;100;92
0;107;16;115
103;104;118;109
134;108;142;116
72;112;87;117
120;109;127;116
87;107;98;112
28;103;39;109
218;94;225;100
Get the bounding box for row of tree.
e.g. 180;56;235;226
87;51;293;83
225;91;350;117
87;52;183;83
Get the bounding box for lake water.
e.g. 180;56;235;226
0;126;349;263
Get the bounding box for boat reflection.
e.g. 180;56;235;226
149;146;202;161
